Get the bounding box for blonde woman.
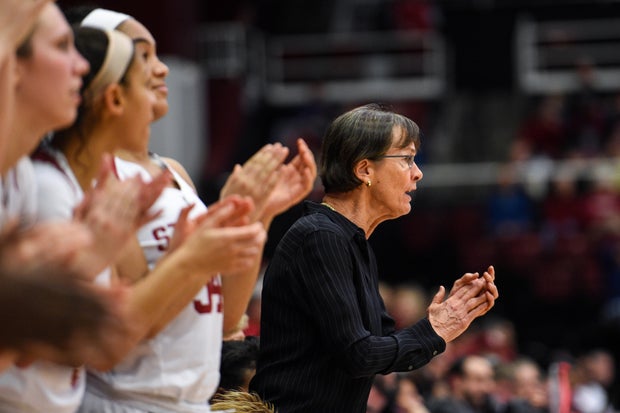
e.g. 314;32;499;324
0;0;168;375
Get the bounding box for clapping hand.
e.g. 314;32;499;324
220;139;317;224
427;266;498;343
261;138;317;221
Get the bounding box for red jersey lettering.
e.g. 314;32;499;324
152;223;176;251
193;278;223;314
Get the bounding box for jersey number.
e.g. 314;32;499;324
193;278;223;314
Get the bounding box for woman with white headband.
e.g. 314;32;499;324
65;6;317;413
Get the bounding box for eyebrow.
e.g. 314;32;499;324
132;37;154;46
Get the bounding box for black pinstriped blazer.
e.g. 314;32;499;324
250;201;445;412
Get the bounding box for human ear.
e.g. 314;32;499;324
354;158;373;184
102;83;124;116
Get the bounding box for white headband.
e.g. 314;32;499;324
81;8;132;30
84;30;134;101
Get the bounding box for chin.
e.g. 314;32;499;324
389;206;410;220
153;99;169;121
52;111;78;131
400;203;412;216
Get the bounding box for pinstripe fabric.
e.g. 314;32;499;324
250;201;445;412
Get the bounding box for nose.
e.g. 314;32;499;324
411;163;423;182
154;57;169;78
74;50;90;76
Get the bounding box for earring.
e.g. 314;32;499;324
366;180;371;187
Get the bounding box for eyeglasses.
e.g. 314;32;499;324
379;154;416;169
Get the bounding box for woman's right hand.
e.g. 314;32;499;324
219;143;289;222
427;267;498;343
174;195;267;277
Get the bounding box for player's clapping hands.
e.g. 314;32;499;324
71;154;170;278
166;195;267;276
220;138;317;224
261;138;317;220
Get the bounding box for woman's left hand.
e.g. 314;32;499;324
261;138;317;221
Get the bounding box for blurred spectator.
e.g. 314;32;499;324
501;357;550;413
395;371;433;413
541;168;584;245
477;317;518;364
378;281;396;312
514;94;568;160
486;163;535;239
564;59;607;158
427;355;503;413
368;373;399;413
390;283;429;329
421;353;453;401
216;336;260;396
580;166;620;240
572;349;616;413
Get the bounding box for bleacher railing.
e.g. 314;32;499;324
515;16;620;93
198;24;447;105
264;31;446;105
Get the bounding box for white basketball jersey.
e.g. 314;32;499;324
0;147;110;413
0;157;37;230
82;157;222;413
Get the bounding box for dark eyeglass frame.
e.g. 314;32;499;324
378;154;416;169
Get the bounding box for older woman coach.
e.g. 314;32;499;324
250;103;499;413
